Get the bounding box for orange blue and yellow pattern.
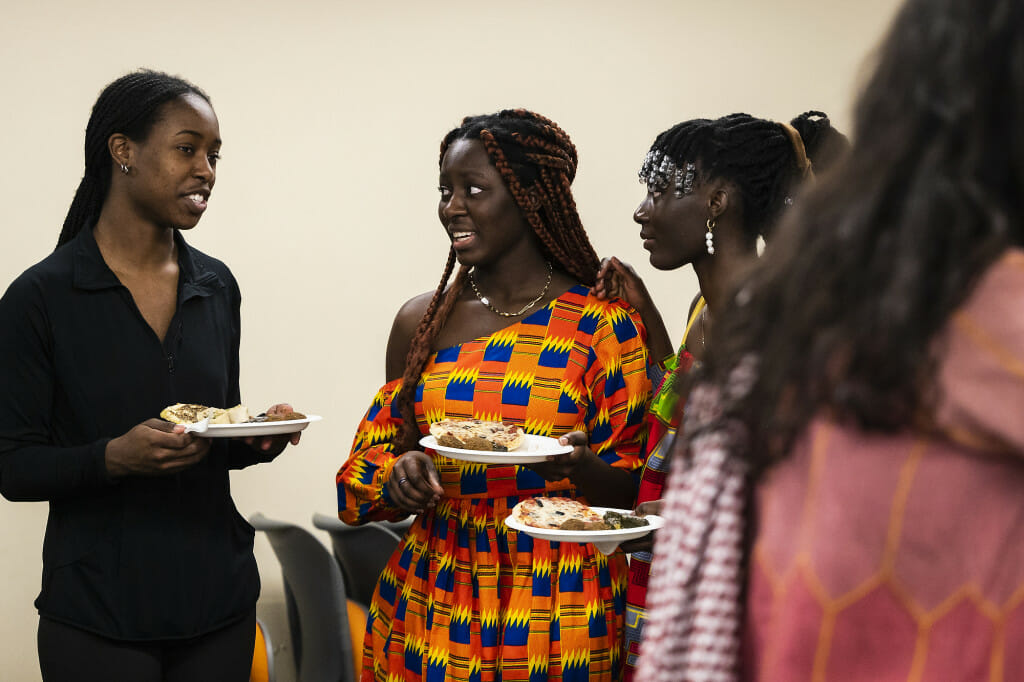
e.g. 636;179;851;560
337;286;651;681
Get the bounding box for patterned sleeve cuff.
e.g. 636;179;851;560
379;472;396;507
647;353;675;385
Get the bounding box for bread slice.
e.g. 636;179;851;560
160;403;223;425
226;404;251;424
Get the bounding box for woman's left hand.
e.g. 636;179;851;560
243;403;302;454
526;430;595;481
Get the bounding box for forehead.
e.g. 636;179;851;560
150;93;220;141
439;138;498;176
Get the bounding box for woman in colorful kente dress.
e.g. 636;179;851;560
337;109;651;681
594;112;849;680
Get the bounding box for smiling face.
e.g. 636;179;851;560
437;138;536;268
120;93;221;230
633;168;709;271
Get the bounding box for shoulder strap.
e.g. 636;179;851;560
681;296;706;347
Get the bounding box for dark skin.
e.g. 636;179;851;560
98;94;299;478
591;172;759;542
596;174;757;347
382;138;637;514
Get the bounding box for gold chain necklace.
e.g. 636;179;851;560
469;261;553;317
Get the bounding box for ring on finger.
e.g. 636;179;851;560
398;477;408;486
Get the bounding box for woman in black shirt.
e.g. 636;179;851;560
0;70;300;681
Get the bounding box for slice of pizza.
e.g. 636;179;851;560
429;419;526;452
511;497;608;530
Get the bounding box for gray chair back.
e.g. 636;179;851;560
250;513;357;682
311;512;412;608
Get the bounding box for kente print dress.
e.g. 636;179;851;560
337;285;651;682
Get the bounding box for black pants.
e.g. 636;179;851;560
38;611;256;682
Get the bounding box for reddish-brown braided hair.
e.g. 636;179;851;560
394;109;600;451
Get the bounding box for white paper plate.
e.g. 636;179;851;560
419;434;573;464
504;506;664;555
196;414;322;438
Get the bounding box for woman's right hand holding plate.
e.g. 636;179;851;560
105;419;211;478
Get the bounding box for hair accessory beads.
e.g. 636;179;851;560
639;152;696;198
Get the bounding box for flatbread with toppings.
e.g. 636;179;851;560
160;403;230;425
160;403;304;425
429;418;526;452
510;497;652;532
511;497;608;530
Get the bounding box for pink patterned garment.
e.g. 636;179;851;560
636;360;754;682
743;250;1024;681
639;249;1024;681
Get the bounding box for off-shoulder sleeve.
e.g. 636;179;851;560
582;299;652;472
336;378;411;524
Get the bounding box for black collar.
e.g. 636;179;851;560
72;226;222;301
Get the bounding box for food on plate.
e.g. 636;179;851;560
510;497;652;532
160;403;230;425
429;418;526;452
511;497;605;529
558;517;613;531
226;404;251;424
601;509;651;530
262;409;306;422
159;403;305;426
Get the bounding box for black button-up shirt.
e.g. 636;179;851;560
0;226;274;640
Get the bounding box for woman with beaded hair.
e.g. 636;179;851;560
337;109;651;681
593;111;848;680
640;0;1024;678
0;70;301;681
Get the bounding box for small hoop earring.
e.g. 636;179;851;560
705;218;716;255
119;163;130;175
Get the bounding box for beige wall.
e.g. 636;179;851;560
0;1;901;679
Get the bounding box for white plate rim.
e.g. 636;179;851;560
503;506;664;554
199;414;322;438
419;433;572;464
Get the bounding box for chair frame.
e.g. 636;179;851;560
250;513;358;682
250;616;276;682
311;512;412;608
